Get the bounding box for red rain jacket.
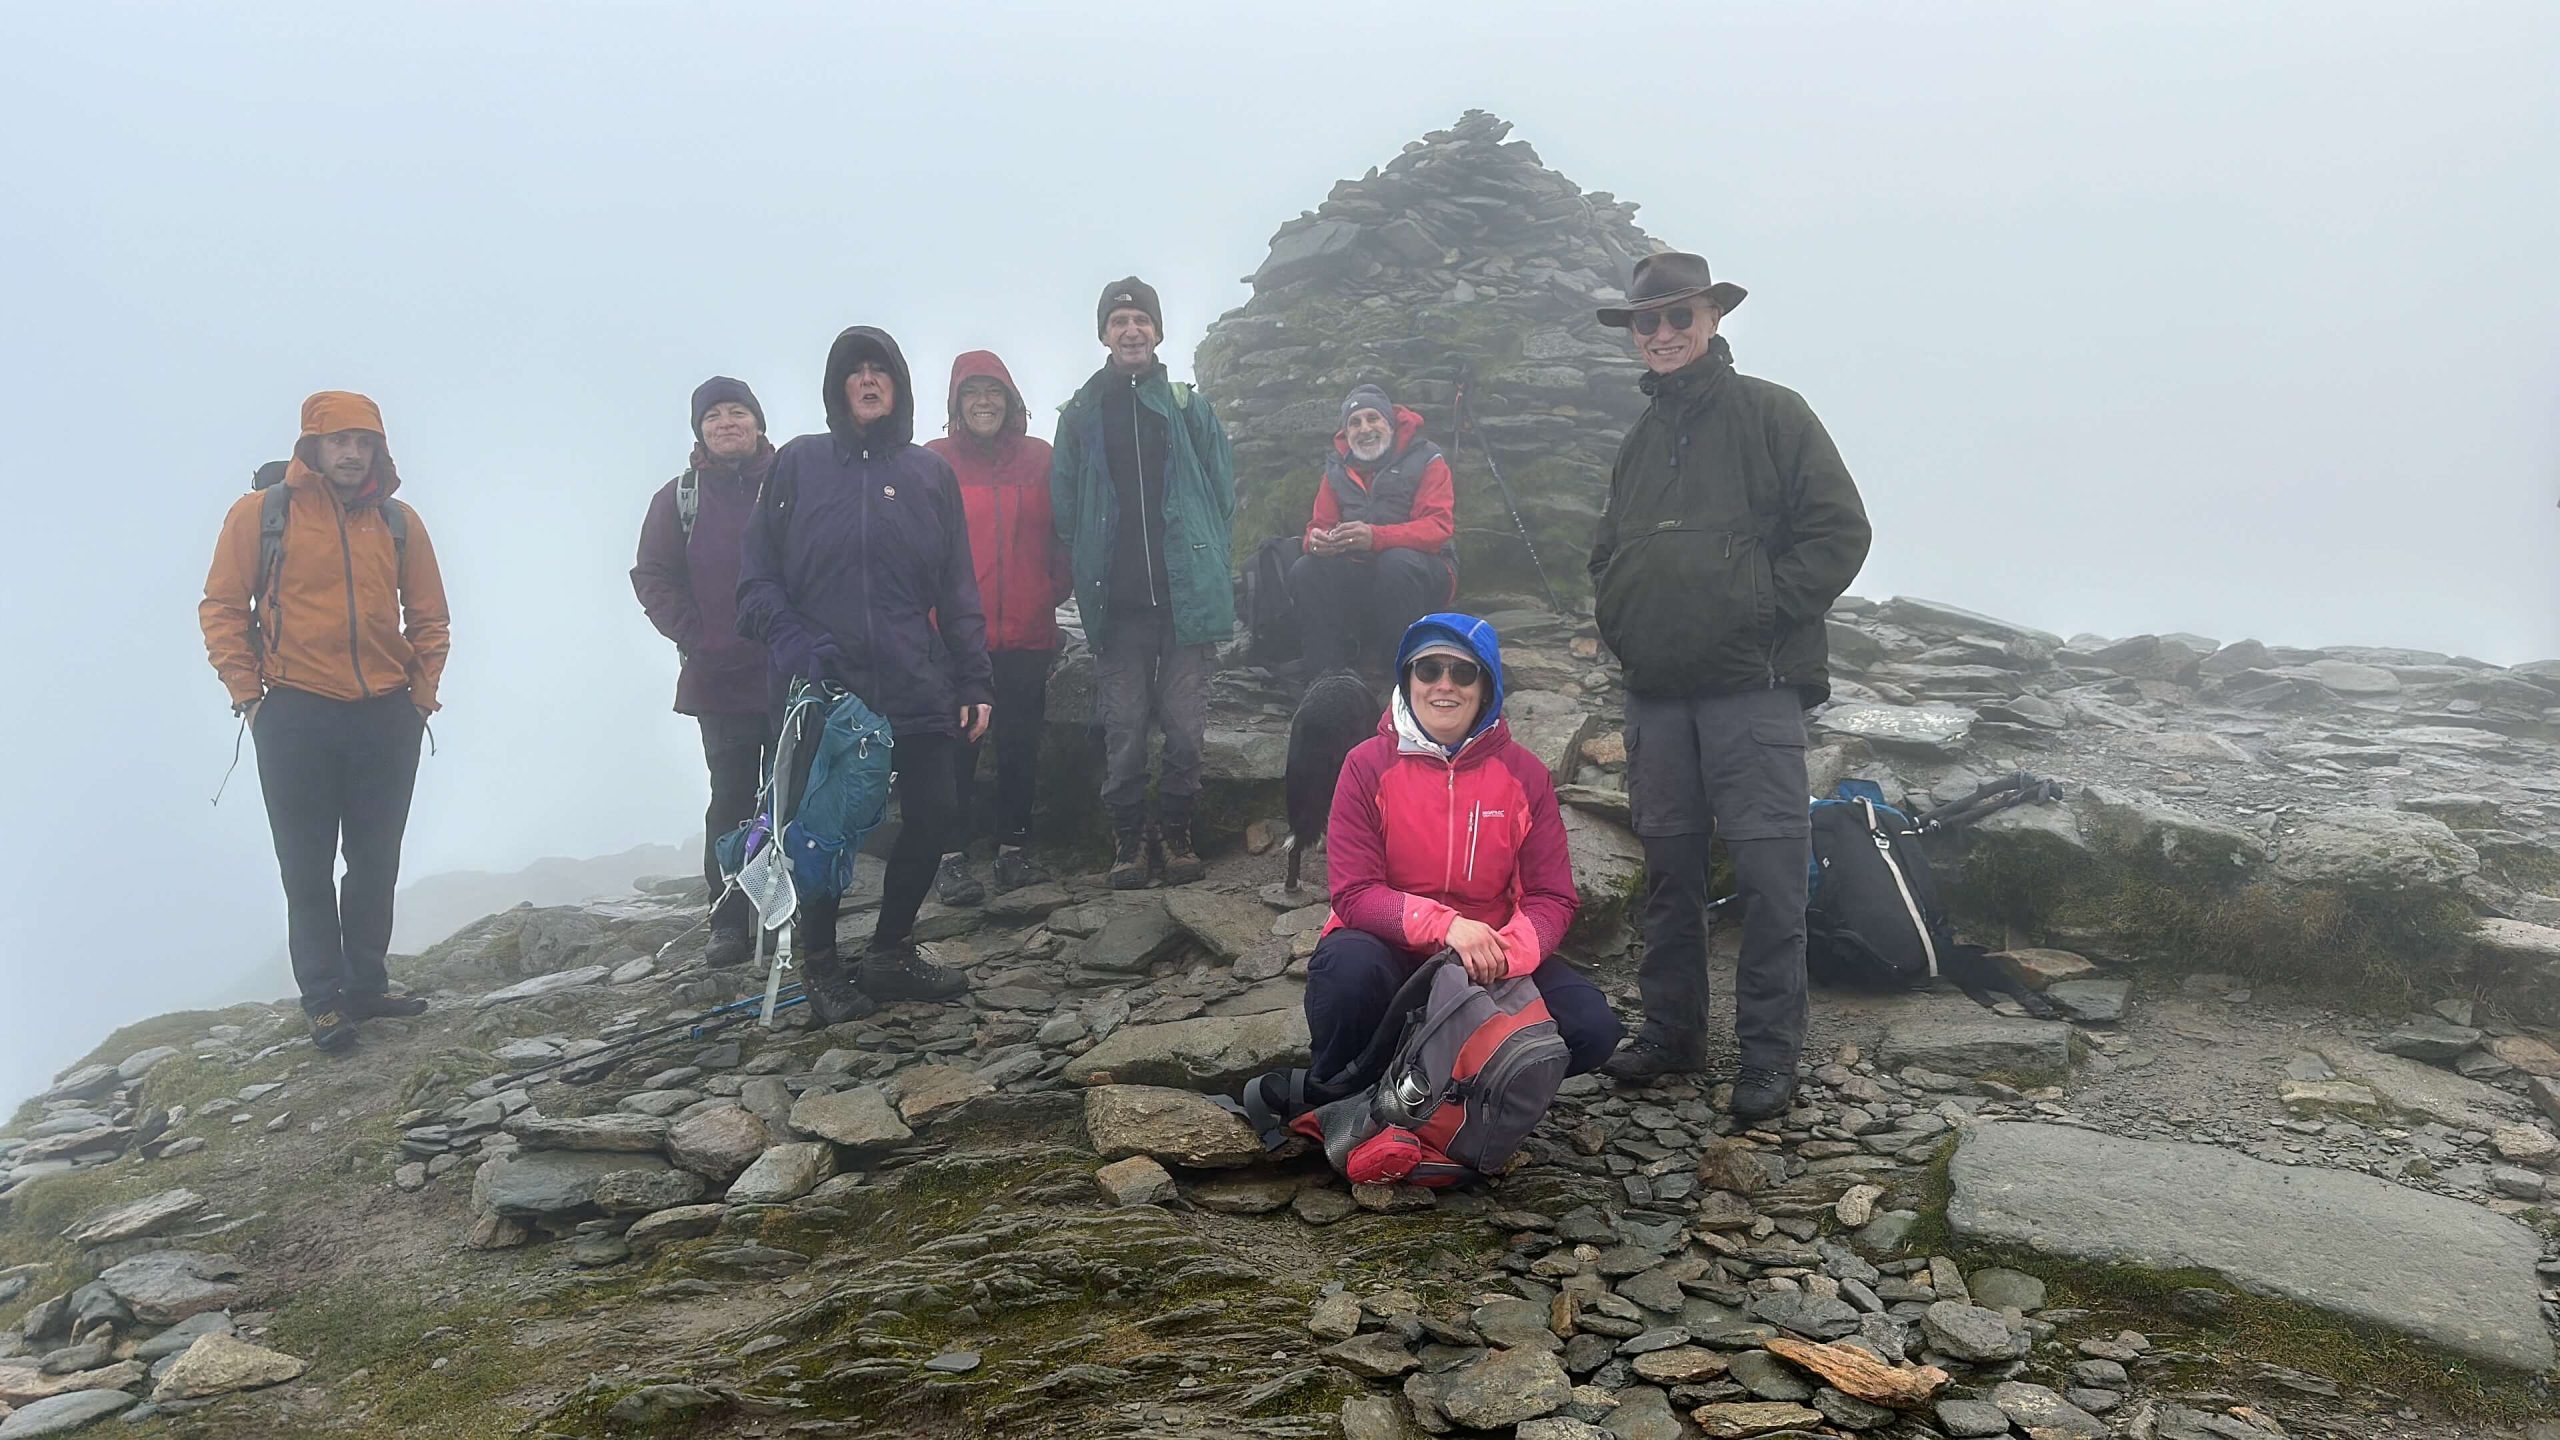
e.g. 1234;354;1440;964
926;351;1071;653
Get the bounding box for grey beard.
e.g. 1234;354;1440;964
1350;441;1391;464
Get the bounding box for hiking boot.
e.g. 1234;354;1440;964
1728;1065;1800;1122
704;928;752;969
799;949;877;1026
856;942;970;1002
345;988;428;1020
1158;819;1207;886
1601;1038;1702;1086
1109;829;1150;890
991;846;1047;893
308;1008;357;1054
934;854;986;907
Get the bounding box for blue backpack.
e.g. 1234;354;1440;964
717;683;895;902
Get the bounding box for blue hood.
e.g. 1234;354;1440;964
1396;611;1507;742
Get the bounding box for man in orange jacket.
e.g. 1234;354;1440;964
202;392;451;1054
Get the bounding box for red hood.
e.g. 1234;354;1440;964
944;350;1028;441
1331;404;1428;469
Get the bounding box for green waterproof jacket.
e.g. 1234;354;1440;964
1589;339;1871;703
1052;364;1238;653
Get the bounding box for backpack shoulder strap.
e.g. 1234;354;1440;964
1170;381;1193;410
674;468;700;537
250;483;293;657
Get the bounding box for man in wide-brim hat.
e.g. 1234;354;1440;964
1586;251;1874;1120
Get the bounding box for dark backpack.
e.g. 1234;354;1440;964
1802;773;2066;994
1805;781;1952;984
247;461;409;658
1239;952;1569;1187
1241;533;1303;665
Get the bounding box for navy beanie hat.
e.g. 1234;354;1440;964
1340;384;1393;427
691;376;766;437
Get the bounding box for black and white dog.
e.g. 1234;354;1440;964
1282;670;1381;891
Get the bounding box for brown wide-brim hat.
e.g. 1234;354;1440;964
1597;250;1747;328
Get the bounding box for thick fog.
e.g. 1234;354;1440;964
3;2;2554;1107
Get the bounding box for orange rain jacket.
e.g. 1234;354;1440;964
200;392;452;711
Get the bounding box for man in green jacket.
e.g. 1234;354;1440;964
1053;276;1238;889
1587;252;1872;1119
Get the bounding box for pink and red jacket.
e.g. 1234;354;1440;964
1324;693;1580;978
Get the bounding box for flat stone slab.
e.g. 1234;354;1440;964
62;1187;205;1246
475;964;610;1007
1880;996;2073;1079
1067;1009;1311;1091
0;1389;139;1436
1949;1121;2553;1372
2315;1043;2516;1131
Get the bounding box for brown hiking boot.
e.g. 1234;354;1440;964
1158;819;1206;885
1109;828;1149;890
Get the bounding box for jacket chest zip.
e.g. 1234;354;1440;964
1128;373;1162;608
328;499;373;698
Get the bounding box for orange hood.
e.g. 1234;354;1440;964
286;390;401;503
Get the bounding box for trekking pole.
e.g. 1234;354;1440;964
1451;366;1566;614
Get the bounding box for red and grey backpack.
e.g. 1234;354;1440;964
1238;951;1569;1187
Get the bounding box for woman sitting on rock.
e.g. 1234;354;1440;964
1303;613;1623;1078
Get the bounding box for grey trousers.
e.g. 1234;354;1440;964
1096;606;1209;831
1625;687;1813;1072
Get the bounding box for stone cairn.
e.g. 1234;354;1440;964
1195;109;1665;603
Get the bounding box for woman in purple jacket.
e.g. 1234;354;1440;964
737;327;994;1021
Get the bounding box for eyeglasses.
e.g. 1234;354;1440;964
1630;306;1697;336
1408;657;1483;687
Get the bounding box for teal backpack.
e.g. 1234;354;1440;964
717;681;895;903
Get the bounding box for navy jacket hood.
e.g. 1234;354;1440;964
822;326;916;454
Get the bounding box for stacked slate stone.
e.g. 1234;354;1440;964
1194;109;1666;604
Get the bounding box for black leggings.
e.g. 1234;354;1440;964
794;727;961;954
955;649;1053;848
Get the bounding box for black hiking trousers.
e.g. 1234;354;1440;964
700;712;774;939
955;649;1054;850
254;686;426;1016
792;729;963;956
1289;548;1451;675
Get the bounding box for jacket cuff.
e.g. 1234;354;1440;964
1496;912;1545;978
1402;898;1458;949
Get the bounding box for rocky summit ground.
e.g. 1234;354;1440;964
6;594;2560;1440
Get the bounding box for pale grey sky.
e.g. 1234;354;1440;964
4;2;2555;1106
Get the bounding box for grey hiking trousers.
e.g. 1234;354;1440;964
1624;687;1813;1072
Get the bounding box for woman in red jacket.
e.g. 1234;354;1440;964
1305;613;1624;1079
926;352;1075;898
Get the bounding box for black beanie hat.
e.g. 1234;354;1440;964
1096;276;1164;342
691;376;765;437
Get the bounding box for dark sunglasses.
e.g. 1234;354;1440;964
1630;306;1697;336
1408;657;1483;687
